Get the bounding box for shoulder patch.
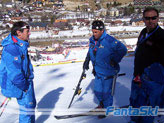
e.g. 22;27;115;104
14;57;18;61
20;43;23;46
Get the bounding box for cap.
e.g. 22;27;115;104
92;20;104;30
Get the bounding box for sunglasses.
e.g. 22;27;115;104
144;16;158;20
21;25;30;29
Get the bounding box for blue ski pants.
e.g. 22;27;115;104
94;75;113;108
17;83;36;123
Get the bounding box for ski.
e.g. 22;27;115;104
111;73;126;96
68;69;86;108
54;109;106;120
54;105;129;120
68;72;125;109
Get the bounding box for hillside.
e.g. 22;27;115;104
63;0;133;10
63;0;133;5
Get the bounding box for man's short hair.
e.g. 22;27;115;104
92;20;104;30
143;7;159;17
11;21;29;36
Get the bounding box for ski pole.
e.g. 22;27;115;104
0;98;11;117
0;97;8;108
68;69;86;108
111;73;126;96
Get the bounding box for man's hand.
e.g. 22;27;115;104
133;75;142;87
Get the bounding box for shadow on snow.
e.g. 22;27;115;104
36;87;64;123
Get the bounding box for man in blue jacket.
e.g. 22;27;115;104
83;20;127;118
0;21;36;123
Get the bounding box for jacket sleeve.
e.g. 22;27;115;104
112;41;127;63
3;45;28;91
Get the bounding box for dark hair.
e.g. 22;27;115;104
11;21;29;36
92;20;104;30
143;7;159;17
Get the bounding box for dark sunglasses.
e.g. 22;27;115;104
21;25;30;29
144;16;158;20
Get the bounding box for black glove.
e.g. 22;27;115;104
83;60;89;70
92;67;96;76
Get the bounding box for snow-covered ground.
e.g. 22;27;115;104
0;56;133;123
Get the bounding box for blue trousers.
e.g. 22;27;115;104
17;83;36;123
94;75;113;108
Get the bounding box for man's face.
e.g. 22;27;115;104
143;10;159;32
92;29;104;40
17;28;30;41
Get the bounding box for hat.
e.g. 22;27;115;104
92;20;104;30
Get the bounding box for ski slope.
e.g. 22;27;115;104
0;56;134;123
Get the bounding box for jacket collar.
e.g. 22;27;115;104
12;35;29;48
90;30;107;43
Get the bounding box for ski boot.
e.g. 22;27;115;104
96;101;106;119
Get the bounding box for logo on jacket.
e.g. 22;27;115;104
20;43;23;46
99;44;104;48
14;57;18;60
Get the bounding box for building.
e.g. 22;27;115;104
109;7;119;17
29;22;48;31
134;0;152;6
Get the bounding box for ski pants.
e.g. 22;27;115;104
129;80;154;123
94;75;113;108
17;83;36;123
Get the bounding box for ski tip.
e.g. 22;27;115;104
54;115;61;120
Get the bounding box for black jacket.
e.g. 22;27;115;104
134;25;164;76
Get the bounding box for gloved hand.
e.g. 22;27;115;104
92;68;96;76
133;75;142;87
83;60;89;70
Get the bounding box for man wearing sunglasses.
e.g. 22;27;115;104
129;7;164;123
0;21;36;123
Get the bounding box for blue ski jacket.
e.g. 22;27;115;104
88;30;127;76
0;34;34;98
